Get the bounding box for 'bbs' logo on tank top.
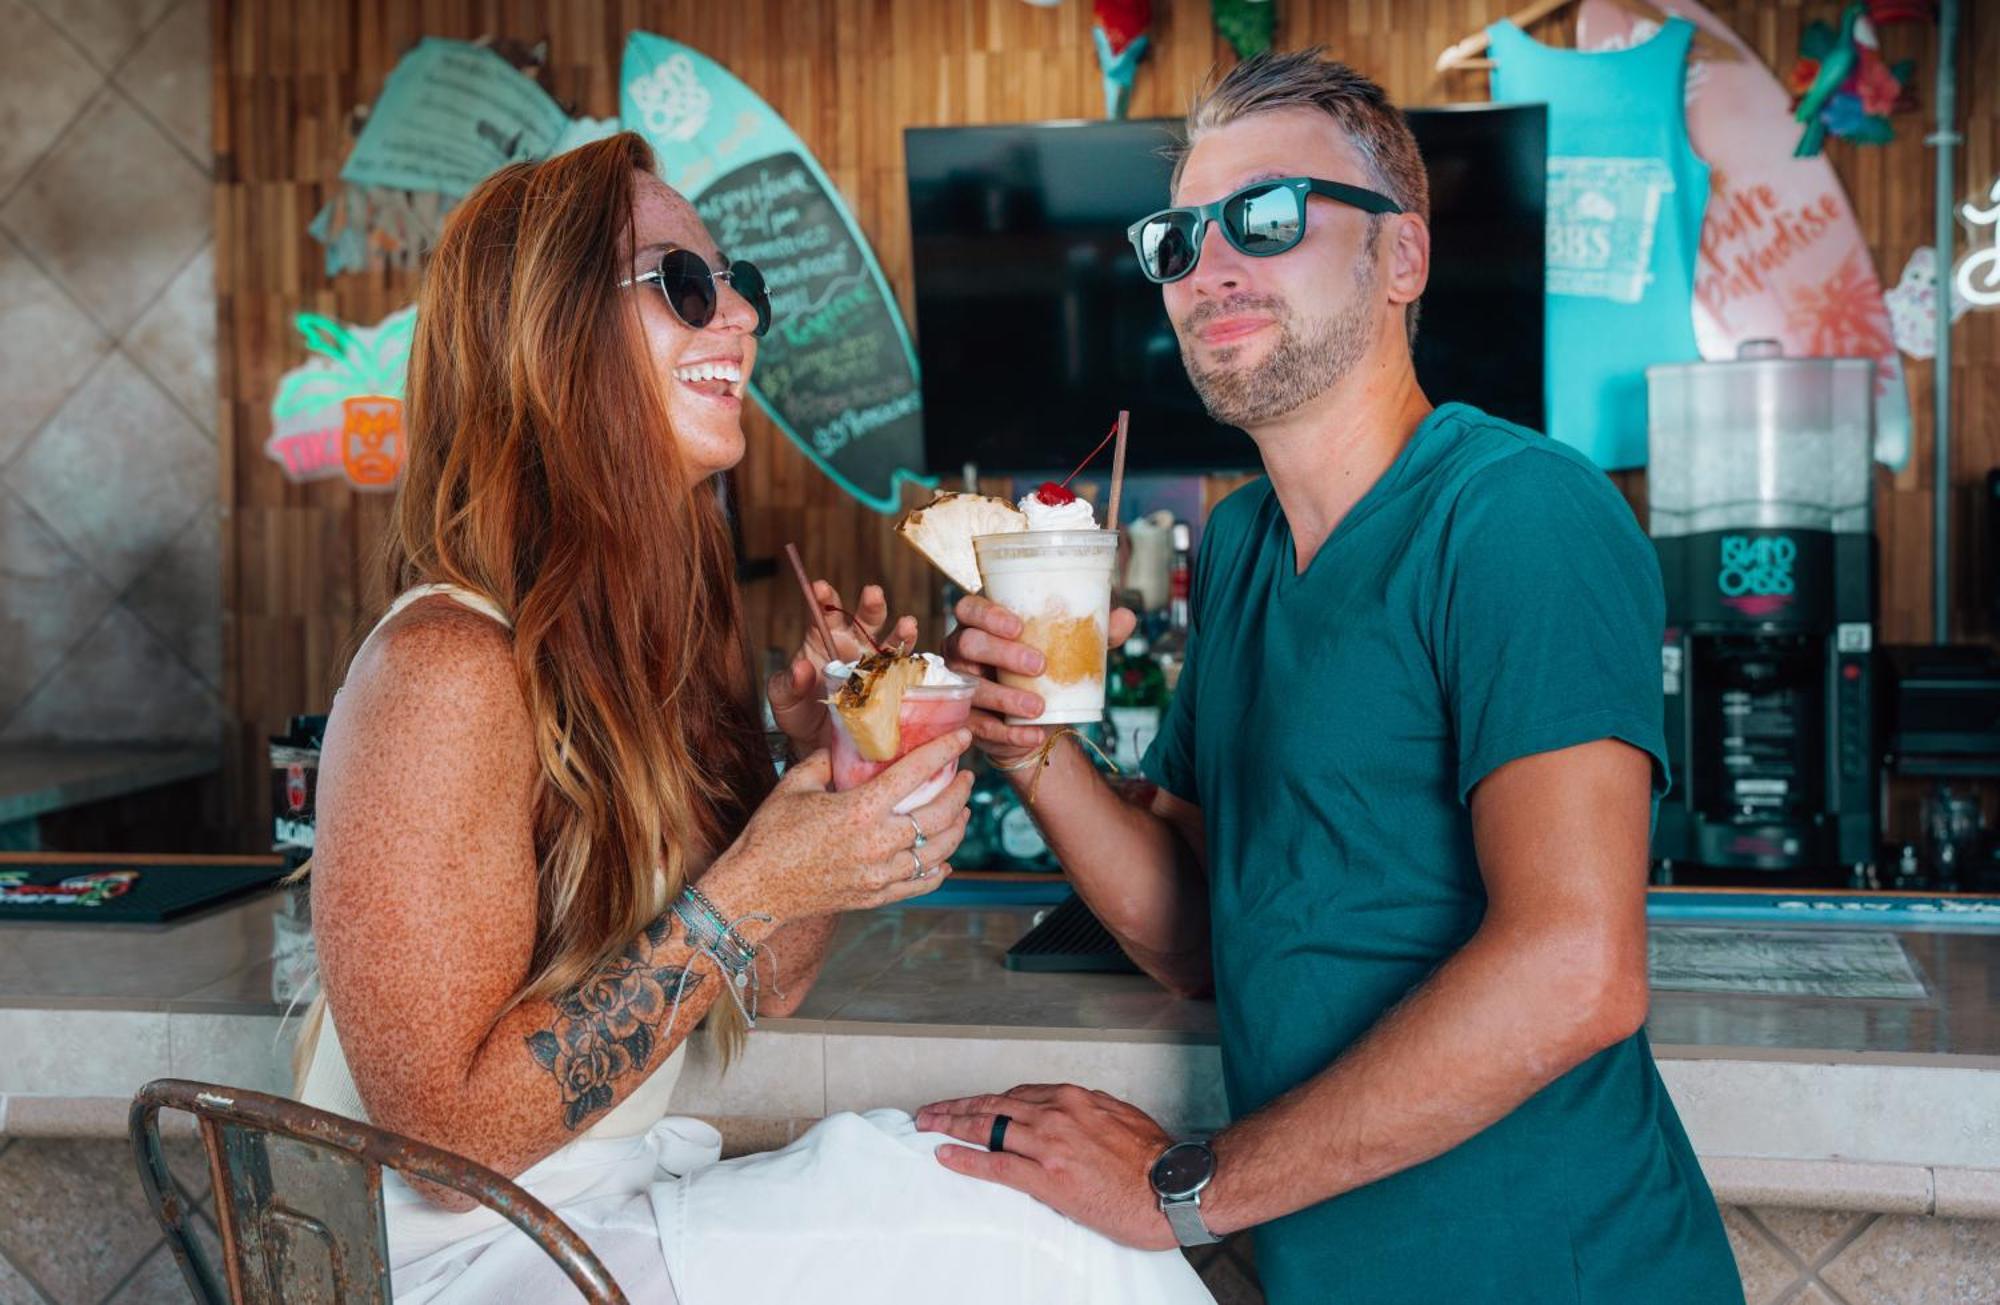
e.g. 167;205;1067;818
1546;157;1674;304
1717;534;1796;617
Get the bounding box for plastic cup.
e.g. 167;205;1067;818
823;667;975;814
972;530;1118;725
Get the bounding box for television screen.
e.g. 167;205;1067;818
905;106;1546;475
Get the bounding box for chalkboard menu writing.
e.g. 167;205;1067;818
698;153;924;505
623;33;933;514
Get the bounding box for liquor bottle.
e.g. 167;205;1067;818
955;758;1056;872
986;773;1058;871
1153;522;1193;693
1106;635;1167;772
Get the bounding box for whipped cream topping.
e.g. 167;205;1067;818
1016;493;1099;532
825;652;965;688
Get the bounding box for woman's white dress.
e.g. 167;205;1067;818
298;584;1214;1304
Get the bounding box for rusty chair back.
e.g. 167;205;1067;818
129;1078;628;1304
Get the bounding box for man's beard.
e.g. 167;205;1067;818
1179;260;1380;430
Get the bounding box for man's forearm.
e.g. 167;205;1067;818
1006;738;1210;993
1198;917;1647;1235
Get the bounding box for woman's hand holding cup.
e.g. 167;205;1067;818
705;730;974;926
766;582;918;759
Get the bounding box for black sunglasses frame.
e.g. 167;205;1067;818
621;247;772;338
1126;176;1404;285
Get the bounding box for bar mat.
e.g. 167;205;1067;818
1649;927;1927;1000
0;861;286;923
1004;894;1141;974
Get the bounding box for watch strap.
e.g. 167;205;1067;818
1161;1194;1222;1247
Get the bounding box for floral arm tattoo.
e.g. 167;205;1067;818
524;914;706;1131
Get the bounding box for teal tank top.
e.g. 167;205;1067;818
1488;17;1708;471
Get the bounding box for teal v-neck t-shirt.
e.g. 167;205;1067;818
1142;404;1740;1304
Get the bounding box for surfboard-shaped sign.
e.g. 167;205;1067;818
1578;0;1913;469
621;33;933;514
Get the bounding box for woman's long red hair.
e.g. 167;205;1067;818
389;131;774;1051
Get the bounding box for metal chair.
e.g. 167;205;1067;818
130;1078;629;1304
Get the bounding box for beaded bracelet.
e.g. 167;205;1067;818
671;887;775;1026
683;883;757;958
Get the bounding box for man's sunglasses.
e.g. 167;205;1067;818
620;247;772;338
1126;176;1404;284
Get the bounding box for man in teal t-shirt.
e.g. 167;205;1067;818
917;47;1742;1305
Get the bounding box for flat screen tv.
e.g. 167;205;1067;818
905;106;1546;475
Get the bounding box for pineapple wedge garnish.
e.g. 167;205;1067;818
895;492;1027;593
832;650;929;762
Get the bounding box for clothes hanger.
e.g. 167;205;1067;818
1434;0;1742;73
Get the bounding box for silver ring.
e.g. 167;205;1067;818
907;848;927;881
906;812;928;850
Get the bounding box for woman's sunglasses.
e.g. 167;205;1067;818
621;247;772;338
1126;176;1404;285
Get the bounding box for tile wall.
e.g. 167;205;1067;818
0;0;219;746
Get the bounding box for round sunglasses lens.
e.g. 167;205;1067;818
1228;186;1303;255
730;260;772;337
660;250;718;330
1142;216;1199;281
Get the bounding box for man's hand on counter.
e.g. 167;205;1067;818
916;1083;1180;1251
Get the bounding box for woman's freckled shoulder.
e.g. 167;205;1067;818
345;599;525;725
316;600;538;898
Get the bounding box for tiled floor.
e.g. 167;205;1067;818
0;1136;215;1305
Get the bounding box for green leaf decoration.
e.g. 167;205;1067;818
272;370;350;419
367;310;417;397
1800;20;1837;61
525;1029;561;1069
296;313;364;367
1212;0;1274;60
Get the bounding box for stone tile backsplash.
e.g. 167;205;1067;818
0;1;101;199
0;0;217;748
1;91;210;335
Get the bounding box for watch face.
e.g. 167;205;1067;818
1151;1142;1215;1199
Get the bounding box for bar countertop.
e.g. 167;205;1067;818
5;892;1999;1217
0;745;220;826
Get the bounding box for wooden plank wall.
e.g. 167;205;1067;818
215;0;1997;842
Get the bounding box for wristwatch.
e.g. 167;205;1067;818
1149;1139;1222;1247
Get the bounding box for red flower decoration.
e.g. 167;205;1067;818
1866;0;1933;23
1788;57;1822;100
1850;47;1903;117
1094;0;1152;53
